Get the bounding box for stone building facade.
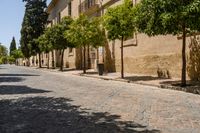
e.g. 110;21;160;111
29;0;189;78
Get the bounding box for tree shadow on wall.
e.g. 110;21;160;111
0;97;160;133
0;85;51;95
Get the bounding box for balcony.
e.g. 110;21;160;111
79;0;99;14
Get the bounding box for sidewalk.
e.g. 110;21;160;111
30;66;200;95
72;69;200;95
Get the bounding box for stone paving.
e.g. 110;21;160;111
0;65;200;133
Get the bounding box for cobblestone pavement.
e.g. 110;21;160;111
0;65;200;133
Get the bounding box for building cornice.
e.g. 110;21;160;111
46;0;59;13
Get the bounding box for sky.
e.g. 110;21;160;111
0;0;51;49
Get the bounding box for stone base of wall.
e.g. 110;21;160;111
115;53;183;78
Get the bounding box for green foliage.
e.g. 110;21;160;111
104;0;135;40
42;27;54;52
89;17;106;48
11;49;24;59
20;9;31;58
66;14;91;46
188;36;200;81
51;17;75;50
134;0;200;36
0;44;8;64
9;37;17;56
0;56;8;64
7;56;16;64
0;44;8;57
66;15;105;47
20;0;48;57
36;34;50;53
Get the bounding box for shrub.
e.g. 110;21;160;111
187;36;200;81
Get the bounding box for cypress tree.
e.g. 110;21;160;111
20;0;48;67
9;37;17;56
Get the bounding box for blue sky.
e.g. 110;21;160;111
0;0;51;49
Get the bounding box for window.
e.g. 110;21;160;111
123;33;138;47
68;2;72;16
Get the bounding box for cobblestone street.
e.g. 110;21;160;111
0;65;200;133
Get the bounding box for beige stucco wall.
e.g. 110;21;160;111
108;34;190;78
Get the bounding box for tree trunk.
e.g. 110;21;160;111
26;57;30;67
47;52;50;69
87;45;90;69
96;47;99;60
121;36;124;79
80;47;83;69
52;50;55;69
181;24;187;86
39;53;42;68
83;45;86;74
60;49;65;71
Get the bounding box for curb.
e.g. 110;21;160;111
74;73;200;95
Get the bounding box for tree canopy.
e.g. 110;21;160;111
134;0;200;36
134;0;200;86
9;37;17;56
66;14;91;47
104;0;135;41
0;44;8;64
51;17;75;50
20;0;48;58
0;44;8;57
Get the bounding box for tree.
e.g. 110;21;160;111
0;44;8;64
11;49;24;60
104;0;136;78
66;15;91;73
9;37;17;56
88;17;106;49
7;56;15;64
51;17;75;71
134;0;200;86
66;15;105;73
20;9;31;64
88;17;106;70
21;0;48;68
0;44;8;57
36;30;52;69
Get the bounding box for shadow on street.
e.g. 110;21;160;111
0;74;39;77
0;85;51;95
160;80;200;94
0;77;25;83
124;76;164;82
0;74;40;83
0;96;160;133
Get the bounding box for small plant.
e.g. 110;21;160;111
157;67;171;79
